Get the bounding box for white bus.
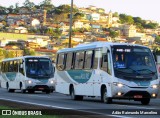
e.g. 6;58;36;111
55;42;159;105
0;56;55;94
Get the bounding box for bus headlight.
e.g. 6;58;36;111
26;80;32;84
50;80;54;84
152;84;158;89
113;82;124;87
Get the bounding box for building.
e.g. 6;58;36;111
73;21;84;29
107;10;112;27
122;25;137;37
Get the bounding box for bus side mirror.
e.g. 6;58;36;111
57;64;64;71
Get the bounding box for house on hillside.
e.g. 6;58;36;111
90;23;101;32
31;19;41;27
87;5;97;11
97;8;105;14
19;7;30;14
59;22;70;32
73;21;84;29
4;45;24;57
121;25;137;37
14;27;28;33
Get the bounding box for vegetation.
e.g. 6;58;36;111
119;14;159;30
155;35;160;43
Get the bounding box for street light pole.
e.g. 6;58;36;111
69;0;73;48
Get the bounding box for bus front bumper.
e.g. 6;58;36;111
111;84;159;99
26;85;55;91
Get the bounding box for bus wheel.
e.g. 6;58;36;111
141;98;150;105
7;83;14;93
20;83;26;93
70;87;83;100
71;87;77;100
102;88;112;104
46;90;50;94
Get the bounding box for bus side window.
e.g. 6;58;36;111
84;50;93;69
101;52;112;75
14;61;18;72
66;52;73;70
57;53;66;71
75;51;85;69
19;59;24;75
101;54;108;72
9;61;14;72
5;62;9;72
93;50;99;69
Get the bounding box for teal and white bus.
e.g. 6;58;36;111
55;42;159;105
0;56;55;94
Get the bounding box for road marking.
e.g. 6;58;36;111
0;97;131;118
113;104;156;109
28;95;53;99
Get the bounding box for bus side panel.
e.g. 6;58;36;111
55;71;70;94
93;77;102;96
75;83;93;96
0;74;8;88
0;77;7;88
18;73;27;89
56;82;70;94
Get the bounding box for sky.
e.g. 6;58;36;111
0;0;160;22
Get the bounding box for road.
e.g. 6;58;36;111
0;88;160;118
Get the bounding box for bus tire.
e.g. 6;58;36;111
71;87;79;100
6;83;14;93
102;88;112;104
46;90;50;94
141;98;150;105
20;83;26;93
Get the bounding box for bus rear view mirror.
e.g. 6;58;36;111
57;64;64;71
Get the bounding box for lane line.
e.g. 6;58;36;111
0;97;132;118
28;95;53;99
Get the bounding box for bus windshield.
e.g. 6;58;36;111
111;45;157;80
25;58;54;79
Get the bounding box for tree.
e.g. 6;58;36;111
39;0;54;12
109;30;119;38
23;0;35;9
13;3;19;14
143;22;159;29
0;6;7;14
24;48;35;56
73;12;84;20
119;14;134;24
7;5;14;13
54;5;78;15
155;35;160;43
113;12;119;17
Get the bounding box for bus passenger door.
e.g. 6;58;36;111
94;50;112;97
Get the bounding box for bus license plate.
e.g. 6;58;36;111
134;95;142;98
38;88;44;90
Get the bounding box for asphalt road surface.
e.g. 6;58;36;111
0;88;160;118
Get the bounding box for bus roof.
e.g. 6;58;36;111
2;55;50;62
57;42;148;53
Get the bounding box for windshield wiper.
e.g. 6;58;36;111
127;67;141;75
136;69;156;74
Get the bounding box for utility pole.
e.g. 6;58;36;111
68;0;73;48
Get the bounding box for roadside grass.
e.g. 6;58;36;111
0;106;62;118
